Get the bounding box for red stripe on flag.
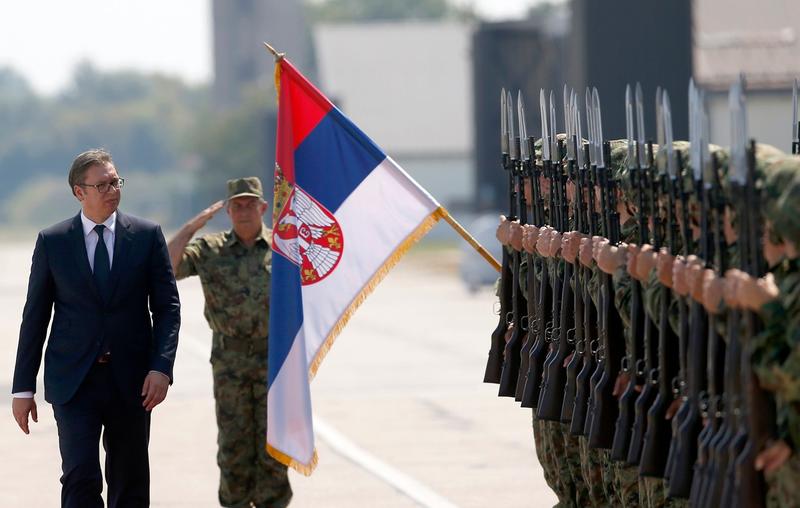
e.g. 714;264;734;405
279;59;332;150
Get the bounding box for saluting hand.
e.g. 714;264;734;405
187;200;224;234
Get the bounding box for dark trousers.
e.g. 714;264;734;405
52;362;151;508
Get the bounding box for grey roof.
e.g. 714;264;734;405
314;21;473;157
694;0;800;89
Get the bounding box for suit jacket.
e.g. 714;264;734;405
12;211;181;405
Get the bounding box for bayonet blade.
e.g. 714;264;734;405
689;79;702;181
625;84;635;169
635;82;646;168
540;89;550;162
501;88;508;154
655;87;664;147
575;91;585;168
793;78;798;143
585;87;594;165
663;91;676;178
518;91;530;161
507;90;517;160
729;77;748;185
549;90;558;161
593;87;605;168
564;84;574;160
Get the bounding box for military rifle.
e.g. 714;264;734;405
520;90;555;408
571;88;599;435
562;92;586;423
668;82;711;498
514;92;536;401
611;84;648;461
539;87;576;421
730;79;771;507
588;88;625;449
484;89;513;384
640;89;682;478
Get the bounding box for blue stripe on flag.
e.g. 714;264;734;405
294;108;385;213
268;252;304;386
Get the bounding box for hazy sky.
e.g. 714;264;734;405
0;0;546;95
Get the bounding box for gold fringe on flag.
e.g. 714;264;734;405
267;443;319;477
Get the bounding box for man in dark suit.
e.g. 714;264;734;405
11;149;181;508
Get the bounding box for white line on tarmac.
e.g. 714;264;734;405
314;416;461;508
183;331;458;508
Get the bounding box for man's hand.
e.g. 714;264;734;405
522;225;540;254
635;245;658;282
626;244;640;278
548;231;563;258
12;397;37;435
579;237;594;267
657;249;674;288
536;227;553;257
597;242;625;275
737;272;780;312
702;269;725;314
141;372;170;412
562;232;583;264
755;440;792;474
188;200;224;234
496;215;508;244
509;222;524;252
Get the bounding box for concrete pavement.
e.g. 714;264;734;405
0;239;556;507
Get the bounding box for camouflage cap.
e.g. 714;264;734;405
773;169;800;245
227;176;264;201
762;156;800;240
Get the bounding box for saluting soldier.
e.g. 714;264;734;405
167;177;292;508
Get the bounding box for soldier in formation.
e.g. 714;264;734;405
168;177;292;508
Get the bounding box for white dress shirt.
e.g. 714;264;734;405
13;212;117;399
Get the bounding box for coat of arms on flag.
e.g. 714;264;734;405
264;44;498;475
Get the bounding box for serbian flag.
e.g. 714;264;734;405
267;56;443;474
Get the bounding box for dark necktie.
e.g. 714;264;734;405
93;224;112;301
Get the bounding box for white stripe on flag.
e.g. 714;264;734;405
267;328;315;465
300;157;439;364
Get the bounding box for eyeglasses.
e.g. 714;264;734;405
79;178;125;194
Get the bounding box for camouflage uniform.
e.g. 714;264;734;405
175;178;291;508
751;157;800;508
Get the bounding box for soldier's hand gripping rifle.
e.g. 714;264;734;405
668;82;711;498
498;91;529;397
612;83;650;462
571;88;600;435
520;90;555;408
588;88;626;449
562;91;586;423
539;86;576;421
485;89;514;384
639;89;683;478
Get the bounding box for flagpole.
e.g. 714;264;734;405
437;208;501;273
263;42;285;61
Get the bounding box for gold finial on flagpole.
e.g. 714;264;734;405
263;42;285;62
